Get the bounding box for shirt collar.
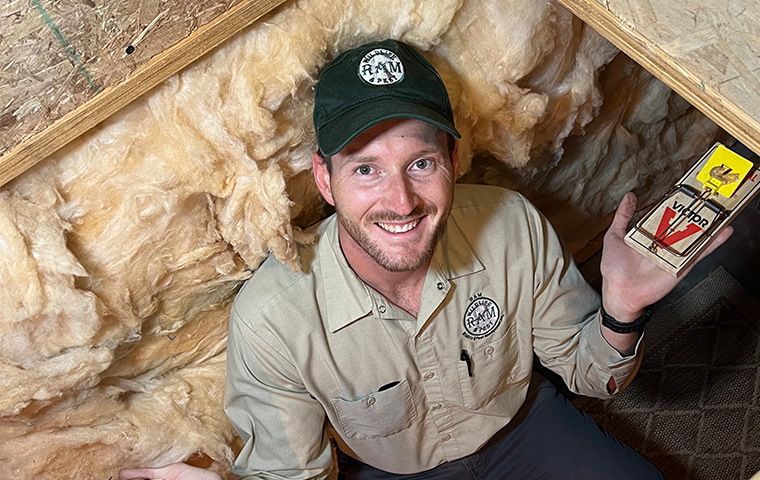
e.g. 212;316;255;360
318;212;484;334
318;215;374;333
414;215;485;331
431;214;485;281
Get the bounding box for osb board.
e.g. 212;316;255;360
0;0;238;156
0;0;286;186
558;0;760;158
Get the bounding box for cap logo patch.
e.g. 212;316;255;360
359;48;404;86
462;293;503;340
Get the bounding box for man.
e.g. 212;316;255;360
121;39;732;480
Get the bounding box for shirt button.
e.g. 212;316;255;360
366;397;376;406
485;346;495;355
442;434;451;441
437;282;445;290
431;403;442;410
424;372;435;380
378;305;386;314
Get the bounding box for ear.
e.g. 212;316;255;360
312;152;335;206
451;140;460;178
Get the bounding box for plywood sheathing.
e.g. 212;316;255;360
0;0;236;155
0;0;287;186
558;0;760;157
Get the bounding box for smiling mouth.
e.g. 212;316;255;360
376;218;421;233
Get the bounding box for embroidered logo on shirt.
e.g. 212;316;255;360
462;293;503;340
358;48;405;85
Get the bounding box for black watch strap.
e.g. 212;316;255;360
600;304;653;334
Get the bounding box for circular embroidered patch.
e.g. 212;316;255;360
463;297;501;340
358;48;405;86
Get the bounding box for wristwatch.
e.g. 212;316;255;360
600;304;653;334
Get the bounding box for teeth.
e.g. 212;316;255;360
377;219;420;233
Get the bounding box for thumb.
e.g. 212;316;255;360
607;192;637;238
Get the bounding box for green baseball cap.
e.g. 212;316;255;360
314;39;461;156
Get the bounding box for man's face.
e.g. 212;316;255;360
313;118;458;273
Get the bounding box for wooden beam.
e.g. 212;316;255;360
557;0;760;159
0;0;287;188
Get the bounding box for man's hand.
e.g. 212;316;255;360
119;463;222;480
599;192;733;352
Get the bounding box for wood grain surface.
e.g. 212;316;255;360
558;0;760;158
0;0;287;187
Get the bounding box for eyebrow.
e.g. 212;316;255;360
342;147;446;165
342;155;376;165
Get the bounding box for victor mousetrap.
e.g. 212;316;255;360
625;143;759;277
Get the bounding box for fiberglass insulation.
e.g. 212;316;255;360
0;0;718;478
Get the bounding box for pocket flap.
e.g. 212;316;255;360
331;379;417;439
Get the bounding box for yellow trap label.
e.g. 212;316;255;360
696;144;753;198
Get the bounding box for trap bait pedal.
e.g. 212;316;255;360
624;143;759;277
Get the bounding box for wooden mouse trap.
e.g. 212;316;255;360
625;143;759;277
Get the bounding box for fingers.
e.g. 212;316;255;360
675;225;734;279
119;468;160;480
696;225;734;260
607;192;638;238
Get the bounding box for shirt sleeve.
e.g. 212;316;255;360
524;197;643;398
225;304;334;480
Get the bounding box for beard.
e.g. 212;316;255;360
337;203;451;273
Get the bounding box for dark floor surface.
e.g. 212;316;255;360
572;267;760;480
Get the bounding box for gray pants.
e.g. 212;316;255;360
336;376;664;480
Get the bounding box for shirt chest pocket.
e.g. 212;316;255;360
456;322;520;412
330;378;417;440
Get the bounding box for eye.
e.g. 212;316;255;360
412;159;433;171
356;165;373;175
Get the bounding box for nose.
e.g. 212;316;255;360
382;173;419;216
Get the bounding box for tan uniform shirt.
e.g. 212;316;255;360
226;185;643;479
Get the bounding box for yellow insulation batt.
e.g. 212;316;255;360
0;0;718;478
